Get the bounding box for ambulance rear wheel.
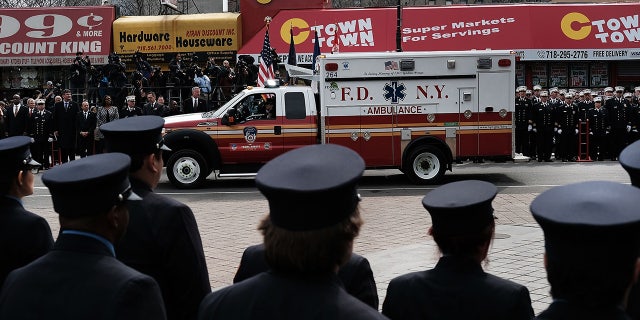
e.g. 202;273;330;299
166;150;209;189
405;145;445;184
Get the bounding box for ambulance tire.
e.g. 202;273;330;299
166;149;209;189
405;145;445;184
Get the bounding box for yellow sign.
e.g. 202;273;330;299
113;13;241;54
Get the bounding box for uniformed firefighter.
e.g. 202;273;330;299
626;92;640;144
588;97;608;161
29;99;54;170
604;86;630;161
576;89;594;123
555;93;578;162
515;86;532;156
532;91;555;162
532;85;542;104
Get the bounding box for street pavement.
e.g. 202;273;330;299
28;180;552;314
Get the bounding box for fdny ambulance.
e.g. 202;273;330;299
162;50;516;188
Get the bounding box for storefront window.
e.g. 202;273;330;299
590;63;609;87
531;63;547;88
515;63;525;87
570;63;588;88
549;63;568;88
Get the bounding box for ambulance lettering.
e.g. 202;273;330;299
341;86;371;101
416;85;448;99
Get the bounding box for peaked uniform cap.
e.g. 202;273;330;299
422;180;497;236
42;153;141;217
620;141;640;187
256;144;365;231
531;181;640;259
0;136;40;180
100;115;171;155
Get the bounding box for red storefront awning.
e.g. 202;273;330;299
239;3;640;62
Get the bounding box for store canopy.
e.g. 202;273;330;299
239;3;640;62
113;12;241;55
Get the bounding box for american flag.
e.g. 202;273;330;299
257;27;275;87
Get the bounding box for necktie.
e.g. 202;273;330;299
29;109;32;117
64;102;68;111
84;112;87;119
14;106;18;116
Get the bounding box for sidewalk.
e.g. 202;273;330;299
29;190;551;314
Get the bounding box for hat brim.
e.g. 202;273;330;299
127;190;142;201
160;144;171;152
27;158;41;168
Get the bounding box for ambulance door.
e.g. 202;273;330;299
360;105;394;166
478;72;512;156
457;87;479;157
324;105;361;155
220;93;284;164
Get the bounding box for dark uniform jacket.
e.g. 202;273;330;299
382;255;534;320
182;97;207;113
0;196;53;288
533;102;555;130
233;243;379;309
53;100;80;148
120;106;144;118
116;178;210;320
555;103;578;131
588;107;608;135
0;233;166;320
536;301;630;320
29;109;54;142
198;272;388;320
605;97;630;129
577;100;594;122
515;97;532;130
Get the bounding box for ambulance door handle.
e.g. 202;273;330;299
274;126;282;135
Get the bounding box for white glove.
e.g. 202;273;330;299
30;137;34;143
606;131;610;135
589;131;593;135
47;137;53;142
557;129;562;135
633;129;638;133
532;128;537;133
627;125;632;132
575;129;579;135
527;124;532;132
554;127;558;132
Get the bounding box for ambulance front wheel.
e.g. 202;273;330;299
405;145;445;184
166;149;209;189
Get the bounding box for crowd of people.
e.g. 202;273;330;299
0;84;215;169
2;114;640;319
515;85;640;162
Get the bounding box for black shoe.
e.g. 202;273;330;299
538;159;543;162
562;159;568;162
545;159;553;162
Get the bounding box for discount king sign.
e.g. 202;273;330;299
0;6;115;66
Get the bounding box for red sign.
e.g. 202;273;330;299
240;3;640;62
239;0;329;52
0;6;115;66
